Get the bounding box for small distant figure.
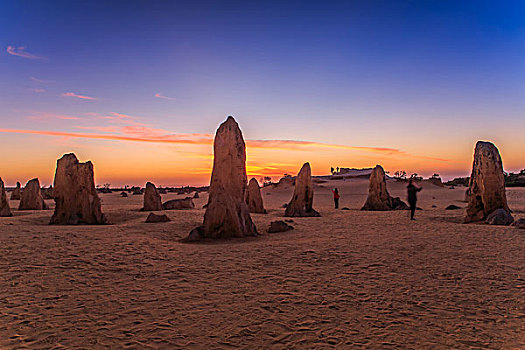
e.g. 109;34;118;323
332;188;340;209
336;167;339;173
407;179;422;220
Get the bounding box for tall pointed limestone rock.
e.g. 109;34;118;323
284;162;320;217
10;182;21;200
246;178;266;214
361;165;407;211
465;141;512;224
188;116;257;240
0;178;12;217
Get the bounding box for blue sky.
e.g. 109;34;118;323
0;0;524;185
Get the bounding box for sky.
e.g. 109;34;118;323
1;0;524;187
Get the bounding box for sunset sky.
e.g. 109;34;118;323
1;1;524;187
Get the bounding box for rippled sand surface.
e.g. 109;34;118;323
1;179;524;349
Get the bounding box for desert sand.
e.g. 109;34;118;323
1;178;524;349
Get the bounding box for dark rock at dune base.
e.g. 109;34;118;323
145;213;170;223
193;192;199;198
185;226;204;242
120;192;128;197
391;197;409;210
511;219;525;229
431;205;437;208
485;208;514;226
268;220;294;233
163;197;194;210
342;207;350;210
446;204;462;210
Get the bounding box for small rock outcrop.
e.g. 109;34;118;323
19;178;48;210
0;178;12;217
485;208;514;226
142;182;163;211
188;116;257;240
268;220;294;233
446;204;462;210
361;165;407;211
163;197;195;210
284;162;320;217
512;219;525;229
120;192;128;197
465;141;512;224
193;192;199;198
145;213;170;223
428;176;445;187
49;153;107;225
41;186;54;200
10;182;21;200
246;178;266;214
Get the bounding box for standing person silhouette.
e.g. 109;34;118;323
332;188;340;209
407;179;422;220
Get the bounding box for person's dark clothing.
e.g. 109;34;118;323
407;183;421;219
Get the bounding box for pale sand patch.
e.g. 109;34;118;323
1;180;524;348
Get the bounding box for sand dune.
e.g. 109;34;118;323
1;179;524;348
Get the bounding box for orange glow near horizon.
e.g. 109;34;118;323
0;128;522;187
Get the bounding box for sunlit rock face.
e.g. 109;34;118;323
361;165;407;211
246;178;266;214
465;141;512;225
19;178;48;211
284;162;320;217
50;153;107;225
143;182;163;211
189;116;257;240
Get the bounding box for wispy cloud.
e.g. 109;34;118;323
29;88;46;93
0;128;212;145
26;112;81;121
246;139;406;155
29;77;51;83
154;93;175;100
0;127;450;162
62;92;97;100
7;46;45;60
